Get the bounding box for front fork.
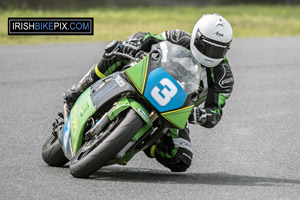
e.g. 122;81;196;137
63;103;70;124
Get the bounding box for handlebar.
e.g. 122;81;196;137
113;52;135;61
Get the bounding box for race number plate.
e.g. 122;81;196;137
144;67;187;112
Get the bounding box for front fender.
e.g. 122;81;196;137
108;97;152;126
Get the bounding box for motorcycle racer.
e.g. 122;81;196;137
63;14;234;172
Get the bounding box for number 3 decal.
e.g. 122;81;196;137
151;78;178;106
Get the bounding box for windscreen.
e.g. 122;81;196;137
156;41;202;94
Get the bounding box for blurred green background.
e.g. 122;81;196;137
1;0;300;45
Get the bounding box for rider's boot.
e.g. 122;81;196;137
144;145;157;159
63;66;96;122
144;131;175;159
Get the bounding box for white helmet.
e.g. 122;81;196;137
190;14;233;67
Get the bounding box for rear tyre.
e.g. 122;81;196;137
42;134;69;167
69;109;144;178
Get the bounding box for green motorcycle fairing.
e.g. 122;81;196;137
125;42;201;130
70;87;97;154
68;72;152;156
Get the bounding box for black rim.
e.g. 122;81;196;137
74;112;126;162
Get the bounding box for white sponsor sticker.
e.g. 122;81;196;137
136;108;148;121
115;75;125;87
173;138;193;153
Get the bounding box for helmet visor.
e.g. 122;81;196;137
194;30;231;59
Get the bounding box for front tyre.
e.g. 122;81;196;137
69;109;144;178
42;134;69;167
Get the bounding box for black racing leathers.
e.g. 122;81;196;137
202;62;234;128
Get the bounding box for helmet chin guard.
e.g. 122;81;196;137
190;14;233;68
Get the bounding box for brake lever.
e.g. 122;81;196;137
135;51;147;60
113;52;135;61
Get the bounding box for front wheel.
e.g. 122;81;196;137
42;134;69;167
69;109;144;178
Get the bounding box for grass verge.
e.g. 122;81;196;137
1;5;300;45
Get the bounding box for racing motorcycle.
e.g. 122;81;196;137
42;41;203;178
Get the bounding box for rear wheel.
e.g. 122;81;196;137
42;134;69;167
69;109;144;178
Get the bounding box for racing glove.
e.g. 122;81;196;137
105;40;122;53
122;38;142;56
188;107;207;125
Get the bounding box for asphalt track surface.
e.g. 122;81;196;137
1;37;300;200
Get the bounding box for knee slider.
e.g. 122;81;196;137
167;161;190;172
